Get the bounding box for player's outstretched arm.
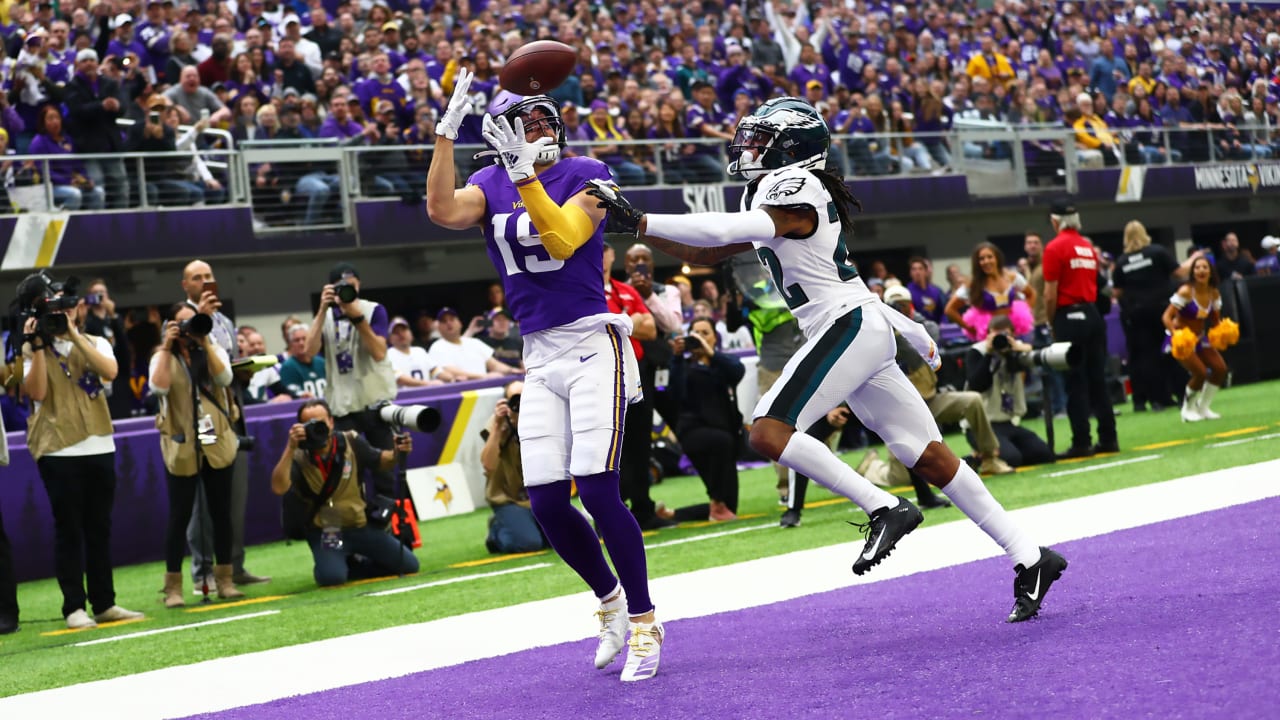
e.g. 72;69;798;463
587;179;757;265
426;67;487;230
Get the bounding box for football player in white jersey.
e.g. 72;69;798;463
589;97;1067;623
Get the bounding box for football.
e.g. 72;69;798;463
499;40;577;95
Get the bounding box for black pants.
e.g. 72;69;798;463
680;425;740;513
621;391;659;523
336;409;396;498
1122;303;1176;408
975;422;1055;467
37;453;118;618
0;505;18;621
1053;303;1118;450
168;460;235;573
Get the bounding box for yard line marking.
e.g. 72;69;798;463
1208;432;1280;449
450;551;549;569
42;617;147;637
185;596;290;613
1045;455;1162;478
1209;426;1269;439
362;564;552;597
71;611;280;647
676;513;767;530
646;524;773;549
1135;439;1193;450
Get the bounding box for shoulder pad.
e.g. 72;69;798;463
752;167;826;209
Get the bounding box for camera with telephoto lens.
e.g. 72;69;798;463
179;312;213;338
299;418;330;451
369;400;441;432
333;280;359;305
994;333;1079;371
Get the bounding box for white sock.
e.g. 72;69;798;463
778;431;896;514
940;462;1041;568
599;582;623;606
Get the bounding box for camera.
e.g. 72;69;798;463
13;271;81;343
149;110;161;124
237;435;256;452
995;333;1079;372
179;312;213;337
681;334;702;351
299;418;330;451
506;392;521;414
85;292;103;306
370;400;441;432
333;279;359;304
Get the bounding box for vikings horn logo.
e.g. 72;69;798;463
433;478;453;511
1247;164;1261;193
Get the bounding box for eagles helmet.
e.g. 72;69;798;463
486;91;565;165
727;97;830;179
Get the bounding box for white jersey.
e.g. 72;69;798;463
743;165;879;338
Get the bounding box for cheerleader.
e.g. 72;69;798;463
1162;256;1239;422
945;242;1037;342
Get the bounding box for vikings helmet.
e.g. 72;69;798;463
486;91;565;165
727;97;830;179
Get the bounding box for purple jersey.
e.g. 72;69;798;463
469;156;612;334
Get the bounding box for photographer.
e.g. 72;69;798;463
303;262;400;497
964;316;1055;468
480;381;547;554
150;303;243;606
271;399;418;586
17;272;143;629
80;279;133;420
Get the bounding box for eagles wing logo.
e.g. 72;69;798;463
765;177;807;200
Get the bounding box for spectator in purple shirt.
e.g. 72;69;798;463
685;80;732;182
27;104;105;211
907;256;948;323
788;44;831;97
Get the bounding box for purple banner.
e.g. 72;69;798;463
0;385;474;582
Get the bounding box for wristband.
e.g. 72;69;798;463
348;314;366;325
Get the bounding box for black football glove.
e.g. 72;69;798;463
586;179;645;237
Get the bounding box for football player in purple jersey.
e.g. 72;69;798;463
426;69;663;682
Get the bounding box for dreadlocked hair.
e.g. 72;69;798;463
811;164;863;245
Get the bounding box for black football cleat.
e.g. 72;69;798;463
1007;547;1069;623
779;509;802;528
850;497;923;576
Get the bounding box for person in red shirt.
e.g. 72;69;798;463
603;245;674;530
1041;200;1118;458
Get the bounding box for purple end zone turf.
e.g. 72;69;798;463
184;497;1280;720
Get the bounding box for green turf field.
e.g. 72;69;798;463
2;380;1278;697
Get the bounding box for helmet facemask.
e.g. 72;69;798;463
728;117;780;179
507;99;564;165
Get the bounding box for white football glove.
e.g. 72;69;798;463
436;67;473;141
481;113;555;185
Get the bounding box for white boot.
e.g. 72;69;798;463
1181;387;1204;423
1198;382;1222;420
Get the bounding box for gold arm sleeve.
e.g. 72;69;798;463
515;178;596;260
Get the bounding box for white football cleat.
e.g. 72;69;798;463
593;594;628;669
620;621;664;682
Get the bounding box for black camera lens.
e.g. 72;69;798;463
507;393;521;414
992;333;1011;352
334;281;359;305
301;418;330;451
41;312;69;336
180;313;213;337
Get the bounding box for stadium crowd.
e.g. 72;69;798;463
0;0;1277;215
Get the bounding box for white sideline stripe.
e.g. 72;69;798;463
5;459;1279;720
646;523;773;549
1207;432;1280;449
71;611;281;648
362;564;553;597
1045;454;1162;477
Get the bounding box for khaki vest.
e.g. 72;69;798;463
292;431;367;529
26;337;114;461
321;300;396;417
154;352;239;476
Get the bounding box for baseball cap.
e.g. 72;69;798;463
884;285;912;305
281;86;300;98
1050;199;1077;215
390;316;410;330
436;307;459;321
76;48;98;63
375;99;395;114
114;13;133;28
806;79;824;91
1262;236;1280;250
487;308;514;322
866;277;885;289
382;21;400;32
328;261;359;283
